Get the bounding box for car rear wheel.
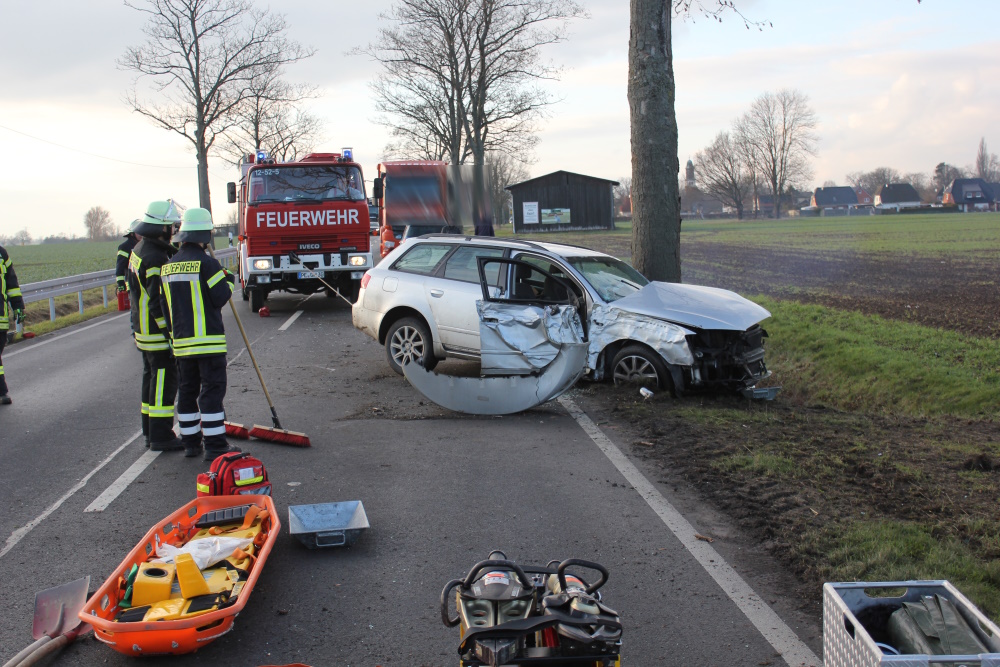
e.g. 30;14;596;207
385;317;438;376
612;345;671;392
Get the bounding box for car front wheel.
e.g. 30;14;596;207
385;317;438;376
611;344;671;392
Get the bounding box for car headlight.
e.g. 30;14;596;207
253;258;273;271
349;255;367;267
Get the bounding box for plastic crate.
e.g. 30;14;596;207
823;581;1000;667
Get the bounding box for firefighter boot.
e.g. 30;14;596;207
0;395;11;405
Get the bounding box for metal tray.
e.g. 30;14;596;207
288;501;369;549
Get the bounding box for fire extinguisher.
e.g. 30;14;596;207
117;290;131;311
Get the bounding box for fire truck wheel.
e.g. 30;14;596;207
249;288;264;313
385;317;438;376
241;281;249;301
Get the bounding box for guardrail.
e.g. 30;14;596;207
14;247;238;332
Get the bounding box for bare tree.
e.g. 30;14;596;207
120;0;313;211
903;171;933;202
975;137;1000;182
12;229;32;246
217;68;321;165
613;176;633;216
361;0;581;170
694;131;751;219
484;151;531;225
740;89;817;218
84;206;117;240
845;167;902;199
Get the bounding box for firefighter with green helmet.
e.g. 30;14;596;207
0;243;25;405
161;207;240;461
128;200;183;450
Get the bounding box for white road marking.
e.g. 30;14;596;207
0;430;142;561
5;313;130;358
84;449;161;512
557;395;821;667
278;310;303;331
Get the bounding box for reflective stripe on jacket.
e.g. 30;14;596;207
161;246;235;357
116;236;137;288
0;246;25;332
127;237;175;351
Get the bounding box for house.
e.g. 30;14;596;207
853;186;873;206
874;183;922;211
990;184;1000;211
943;178;995;212
812;186;859;210
506;171;618;233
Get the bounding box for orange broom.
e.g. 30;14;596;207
208;246;311;447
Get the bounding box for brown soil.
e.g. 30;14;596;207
572;232;1000;617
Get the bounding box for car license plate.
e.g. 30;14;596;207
298;271;324;279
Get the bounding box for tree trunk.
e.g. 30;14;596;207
628;0;680;283
196;123;212;212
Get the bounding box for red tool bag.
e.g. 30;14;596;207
117;290;131;311
197;452;271;497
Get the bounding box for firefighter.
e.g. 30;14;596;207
161;207;241;461
129;200;183;451
116;220;140;293
0;244;25;405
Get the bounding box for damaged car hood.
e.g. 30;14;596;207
612;282;770;331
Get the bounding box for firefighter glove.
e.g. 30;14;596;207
14;309;25;324
117;284;128;293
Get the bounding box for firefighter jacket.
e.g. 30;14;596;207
127;237;176;352
160;245;235;357
0;245;24;332
116;236;138;290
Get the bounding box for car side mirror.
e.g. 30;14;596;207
227;182;237;204
372;177;383;200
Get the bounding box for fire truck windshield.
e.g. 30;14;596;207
386;176;441;208
248;165;365;203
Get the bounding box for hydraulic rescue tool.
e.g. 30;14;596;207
441;551;623;666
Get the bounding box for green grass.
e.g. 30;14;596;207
5;241;121;283
758;297;1000;418
812;520;1000;618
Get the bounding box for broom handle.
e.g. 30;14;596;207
208;246;283;430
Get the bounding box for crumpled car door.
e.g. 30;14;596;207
400;257;589;415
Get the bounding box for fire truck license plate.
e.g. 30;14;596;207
298;271;324;279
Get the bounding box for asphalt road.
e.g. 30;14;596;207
0;292;823;666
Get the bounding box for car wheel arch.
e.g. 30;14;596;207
378;306;435;345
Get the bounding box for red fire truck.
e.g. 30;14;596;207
227;149;373;311
372;160;456;259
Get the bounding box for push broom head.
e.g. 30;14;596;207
224;421;250;439
248;424;311;447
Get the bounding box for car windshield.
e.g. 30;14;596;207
565;256;649;302
248;165;365;203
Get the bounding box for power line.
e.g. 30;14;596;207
0;122;191;170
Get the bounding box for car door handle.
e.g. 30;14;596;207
430;289;444;297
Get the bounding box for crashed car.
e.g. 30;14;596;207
351;235;771;395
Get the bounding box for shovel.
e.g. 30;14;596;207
2;576;91;667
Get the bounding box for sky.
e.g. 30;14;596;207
1;0;998;240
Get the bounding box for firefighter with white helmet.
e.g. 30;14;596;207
128;200;183;450
116;220;141;293
161;207;240;461
0;243;25;405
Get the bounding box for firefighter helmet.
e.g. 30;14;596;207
124;219;141;237
174;207;214;245
135;200;182;238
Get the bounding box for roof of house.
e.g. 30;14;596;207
945;178;994;202
876;183;921;203
505;170;619;190
813;186;859;207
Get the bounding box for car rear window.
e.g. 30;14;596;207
443;246;506;284
392;243;452;275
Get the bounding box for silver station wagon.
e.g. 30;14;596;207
352;235;772;395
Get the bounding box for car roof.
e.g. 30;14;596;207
410;234;614;260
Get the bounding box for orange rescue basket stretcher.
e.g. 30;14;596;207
78;494;279;656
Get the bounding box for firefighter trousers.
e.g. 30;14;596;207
0;333;7;396
176;355;228;451
142;349;178;443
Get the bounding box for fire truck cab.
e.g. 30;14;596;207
372;160;457;260
227;149;373;311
